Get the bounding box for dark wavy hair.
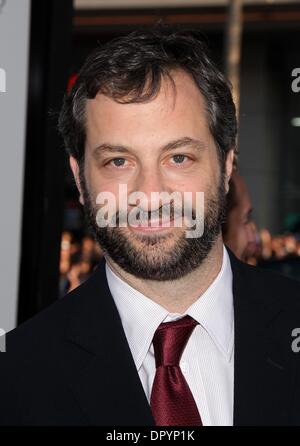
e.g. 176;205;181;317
58;24;237;165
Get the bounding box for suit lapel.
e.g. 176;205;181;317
228;249;296;426
64;257;154;426
63;248;296;426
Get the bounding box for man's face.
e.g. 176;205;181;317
70;70;234;280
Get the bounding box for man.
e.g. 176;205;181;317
1;26;300;426
222;171;258;262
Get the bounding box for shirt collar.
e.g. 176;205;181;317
105;244;234;370
185;245;234;361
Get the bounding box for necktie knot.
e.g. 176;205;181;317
152;315;199;368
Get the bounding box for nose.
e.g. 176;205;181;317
130;168;168;211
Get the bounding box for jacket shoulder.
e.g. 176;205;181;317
3;272;97;355
236;258;300;309
0;275;100;425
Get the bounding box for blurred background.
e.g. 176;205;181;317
0;0;299;331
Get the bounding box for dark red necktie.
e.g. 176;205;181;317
150;315;202;426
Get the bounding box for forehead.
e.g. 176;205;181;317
85;70;213;151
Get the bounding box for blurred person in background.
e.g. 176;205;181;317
222;171;258;263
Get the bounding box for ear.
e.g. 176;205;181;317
69;156;84;205
225;149;235;194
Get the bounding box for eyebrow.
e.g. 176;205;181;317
92;137;207;158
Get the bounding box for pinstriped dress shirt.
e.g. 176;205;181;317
105;244;234;426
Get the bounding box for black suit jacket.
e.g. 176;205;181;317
1;248;300;426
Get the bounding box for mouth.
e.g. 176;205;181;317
129;216;182;232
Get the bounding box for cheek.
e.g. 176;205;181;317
227;215;244;239
187;169;212;191
245;224;256;242
85;162;117;197
177;174;215;210
238;226;249;244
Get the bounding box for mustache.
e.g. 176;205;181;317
115;203;196;226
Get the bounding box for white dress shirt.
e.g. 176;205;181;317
105;244;234;426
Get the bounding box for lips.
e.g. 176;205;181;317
129;216;182;231
130;220;171;228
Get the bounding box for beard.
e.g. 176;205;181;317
79;166;227;281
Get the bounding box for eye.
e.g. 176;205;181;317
171;154;189;164
107;158;127;167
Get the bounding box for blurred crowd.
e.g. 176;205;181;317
59;232;103;296
59;228;300;296
259;230;300;261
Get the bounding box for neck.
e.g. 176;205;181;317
105;235;224;314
